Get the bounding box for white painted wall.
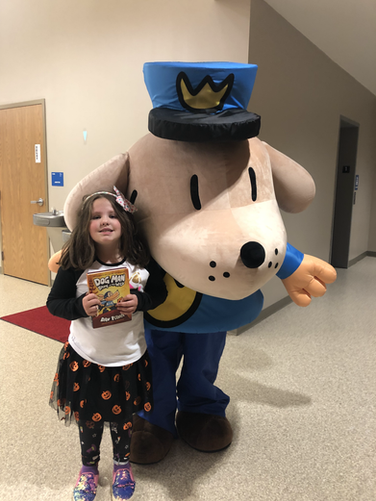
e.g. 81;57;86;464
0;0;251;211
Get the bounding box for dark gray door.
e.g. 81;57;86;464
330;118;359;268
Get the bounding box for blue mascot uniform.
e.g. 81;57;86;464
140;244;304;437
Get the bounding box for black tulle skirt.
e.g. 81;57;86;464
49;342;153;426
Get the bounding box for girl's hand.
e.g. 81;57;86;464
117;294;138;315
83;293;101;317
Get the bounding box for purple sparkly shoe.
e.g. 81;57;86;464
112;463;136;500
73;469;99;501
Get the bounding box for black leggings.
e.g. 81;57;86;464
78;418;133;466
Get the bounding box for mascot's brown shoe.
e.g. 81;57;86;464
176;411;233;452
130;414;174;464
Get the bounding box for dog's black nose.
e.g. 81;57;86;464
240;242;265;268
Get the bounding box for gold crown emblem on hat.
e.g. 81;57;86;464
176;72;234;113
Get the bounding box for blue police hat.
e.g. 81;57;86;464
143;62;261;142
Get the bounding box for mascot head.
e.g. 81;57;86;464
63;62;315;300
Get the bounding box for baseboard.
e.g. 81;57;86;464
228;295;293;336
348;251;368;267
348;251;376;267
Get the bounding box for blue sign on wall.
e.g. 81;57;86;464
52;172;64;187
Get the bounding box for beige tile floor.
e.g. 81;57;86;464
0;258;375;500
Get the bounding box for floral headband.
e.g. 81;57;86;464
83;186;137;214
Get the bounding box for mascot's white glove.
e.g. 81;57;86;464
281;255;337;307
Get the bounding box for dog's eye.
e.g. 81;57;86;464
248;167;257;202
190;175;201;210
130;190;138;204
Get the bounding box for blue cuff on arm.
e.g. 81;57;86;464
276;243;304;280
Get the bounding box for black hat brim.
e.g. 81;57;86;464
148;108;261;142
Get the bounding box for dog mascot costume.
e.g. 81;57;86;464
52;62;337;464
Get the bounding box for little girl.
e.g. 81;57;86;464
47;187;167;501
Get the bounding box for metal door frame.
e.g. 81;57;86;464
330;115;359;268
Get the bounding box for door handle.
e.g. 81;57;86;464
30;198;44;207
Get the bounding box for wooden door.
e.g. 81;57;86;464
0;103;49;285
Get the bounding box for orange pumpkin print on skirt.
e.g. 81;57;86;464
102;390;112;400
83;360;91;368
73;382;80;392
98;365;106;373
70;361;79;372
112;405;122;415
144;402;152;412
123;421;132;431
114;374;120;382
92;413;102;422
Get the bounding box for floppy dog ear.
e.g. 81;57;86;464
64;153;130;231
262;141;316;213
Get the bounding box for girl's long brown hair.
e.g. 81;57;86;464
59;193;149;270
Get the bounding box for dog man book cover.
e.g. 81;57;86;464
87;267;131;328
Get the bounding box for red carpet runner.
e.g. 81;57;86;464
1;305;69;343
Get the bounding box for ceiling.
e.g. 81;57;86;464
263;0;376;97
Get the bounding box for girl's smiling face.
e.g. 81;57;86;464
89;197;122;249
